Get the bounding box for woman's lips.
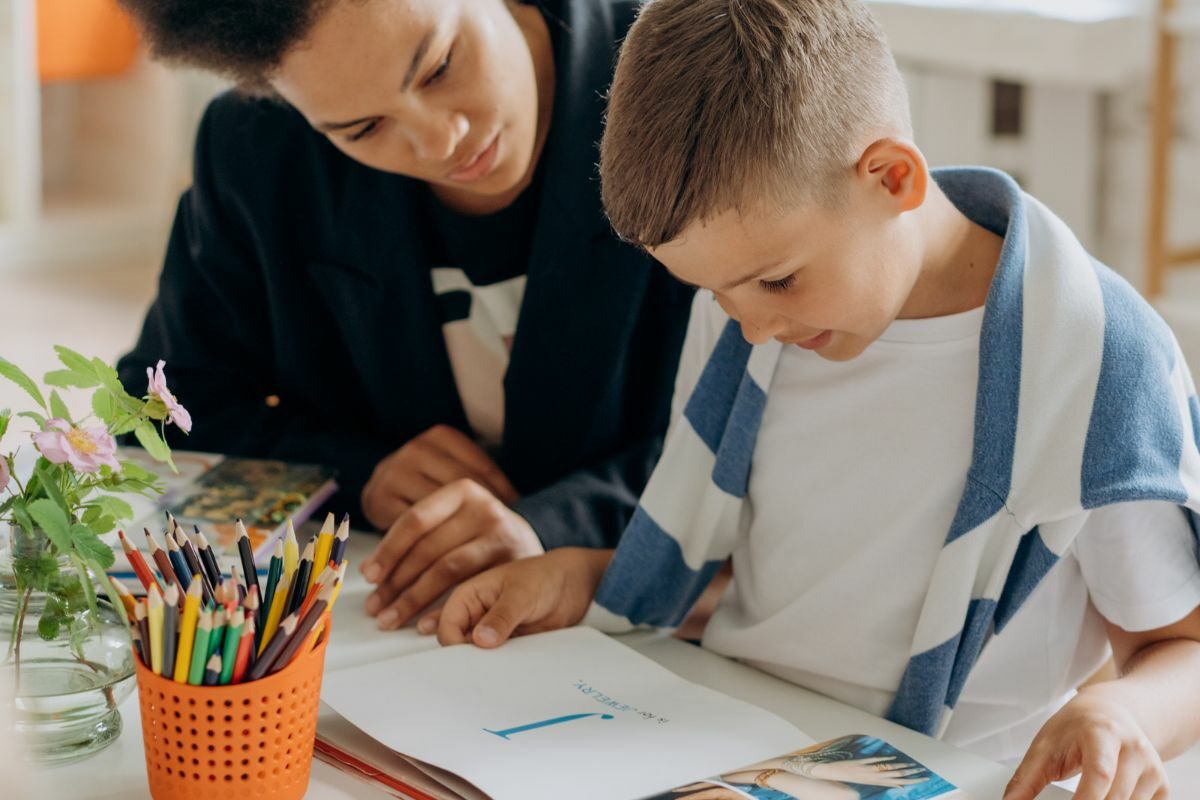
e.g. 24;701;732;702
448;134;500;183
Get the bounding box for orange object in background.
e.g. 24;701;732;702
37;0;140;82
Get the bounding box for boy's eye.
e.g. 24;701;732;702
759;274;797;294
347;120;380;142
424;47;453;88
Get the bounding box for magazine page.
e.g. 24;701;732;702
640;735;964;800
321;627;810;800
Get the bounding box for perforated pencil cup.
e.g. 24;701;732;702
134;615;332;800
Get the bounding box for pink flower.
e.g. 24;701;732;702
147;360;192;434
32;419;121;474
0;458;8;493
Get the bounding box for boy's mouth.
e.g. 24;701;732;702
790;330;832;350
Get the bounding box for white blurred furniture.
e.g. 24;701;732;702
869;0;1151;256
1146;0;1200;297
0;0;222;274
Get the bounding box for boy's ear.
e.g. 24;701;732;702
857;139;928;213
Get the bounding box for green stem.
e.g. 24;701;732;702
11;586;32;696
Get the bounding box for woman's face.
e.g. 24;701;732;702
273;0;547;200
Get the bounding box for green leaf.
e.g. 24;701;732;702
54;347;98;379
71;524;115;570
11;500;35;537
91;390;115;425
80;507;117;534
91;358;128;399
49;390;71;424
44;369;99;390
37;613;61;641
111;415;140;436
91;495;134;521
33;464;69;516
0;358;46;411
0;408;9;439
13;553;58;593
27;498;70;553
17;411;47;429
118;460;155;483
133;420;175;472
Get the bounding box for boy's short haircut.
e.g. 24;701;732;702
600;0;913;248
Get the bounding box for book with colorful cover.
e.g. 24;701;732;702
108;448;337;583
317;628;967;800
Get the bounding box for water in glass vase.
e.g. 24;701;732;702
1;527;135;763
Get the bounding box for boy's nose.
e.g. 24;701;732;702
739;317;784;346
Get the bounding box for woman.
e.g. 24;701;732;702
115;0;691;629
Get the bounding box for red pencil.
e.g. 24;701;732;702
118;530;160;593
230;617;255;684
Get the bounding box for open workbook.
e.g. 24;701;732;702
318;627;965;800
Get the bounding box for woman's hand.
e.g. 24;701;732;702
1004;689;1169;800
360;477;543;629
361;425;519;531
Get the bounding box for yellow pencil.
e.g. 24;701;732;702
173;578;203;683
110;577;137;620
259;571;291;656
309;513;336;593
283;519;299;578
147;585;165;676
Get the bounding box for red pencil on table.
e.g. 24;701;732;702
118;530;159;593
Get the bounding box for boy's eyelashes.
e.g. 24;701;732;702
759;273;797;294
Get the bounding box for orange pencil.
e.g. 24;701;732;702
230;617;255;684
118;529;159;593
109;576;137;620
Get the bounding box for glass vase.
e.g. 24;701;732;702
0;524;135;763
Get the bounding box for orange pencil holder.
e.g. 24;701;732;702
134;616;332;800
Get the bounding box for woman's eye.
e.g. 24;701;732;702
348;120;380;142
759;274;797;294
424;48;453;87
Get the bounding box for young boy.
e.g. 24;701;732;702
424;1;1200;797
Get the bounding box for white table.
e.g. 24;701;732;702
25;534;1070;799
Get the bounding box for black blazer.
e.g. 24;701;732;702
117;0;692;548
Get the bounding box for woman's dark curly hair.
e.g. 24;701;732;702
116;0;340;86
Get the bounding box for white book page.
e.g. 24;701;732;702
322;627;810;800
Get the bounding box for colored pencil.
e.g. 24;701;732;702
259;571;291;656
134;600;150;668
269;582;334;675
174;578;203;683
287;541;314;617
160;583;179;679
131;624;145;665
144;528;180;599
147;585;165;675
235;519;261;601
310;513;336;593
258;542;283;652
219;608;244;685
202;653;222;686
193;528;222;589
174;523;207;589
230;617;255;684
230;564;247;603
109;576;137;620
187;608;213;686
165;532;193;589
283;520;299;578
208;607;227;663
299;563;336;620
328;514;350;566
118;529;159;593
243;585;260;634
247;614;297;682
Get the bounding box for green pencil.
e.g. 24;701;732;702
187;608;214;686
258;542;283;652
208;607;226;663
219;608;244;685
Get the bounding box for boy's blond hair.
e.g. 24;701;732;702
600;0;912;248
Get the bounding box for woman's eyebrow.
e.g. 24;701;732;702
316;29;435;131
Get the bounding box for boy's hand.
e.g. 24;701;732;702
361;425;520;530
360;478;544;629
423;548;614;648
1004;688;1169;800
